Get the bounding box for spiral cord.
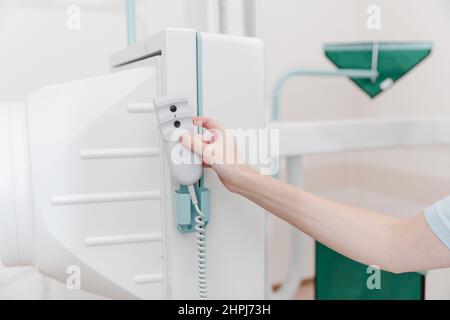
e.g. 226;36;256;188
194;203;208;300
187;185;208;300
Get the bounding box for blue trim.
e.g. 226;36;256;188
196;32;204;117
196;32;205;188
126;0;136;46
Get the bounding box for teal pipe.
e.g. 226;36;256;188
272;69;378;120
270;68;378;177
126;0;136;46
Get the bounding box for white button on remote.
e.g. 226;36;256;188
154;95;203;186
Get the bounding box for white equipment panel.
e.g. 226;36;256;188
27;67;164;299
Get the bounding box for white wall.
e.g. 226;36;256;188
0;0;189;101
262;0;450;298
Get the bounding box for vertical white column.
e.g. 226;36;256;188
190;0;261;37
0;103;19;266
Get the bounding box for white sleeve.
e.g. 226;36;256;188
424;196;450;249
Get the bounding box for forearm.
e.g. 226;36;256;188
232;168;399;270
230;167;447;273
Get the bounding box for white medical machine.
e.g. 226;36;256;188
0;29;266;299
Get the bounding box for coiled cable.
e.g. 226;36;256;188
188;185;208;300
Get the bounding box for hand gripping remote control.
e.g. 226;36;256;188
153;96;203;186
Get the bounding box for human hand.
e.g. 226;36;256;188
179;117;254;192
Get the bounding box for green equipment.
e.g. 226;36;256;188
324;42;432;98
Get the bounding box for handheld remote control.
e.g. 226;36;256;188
153;95;203;186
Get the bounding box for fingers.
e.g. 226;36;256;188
192;116;225;132
179;132;205;156
208;128;223;140
201;129;216;143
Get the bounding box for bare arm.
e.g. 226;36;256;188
231;166;450;273
181;117;450;273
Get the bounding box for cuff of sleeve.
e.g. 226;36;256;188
424;201;450;249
